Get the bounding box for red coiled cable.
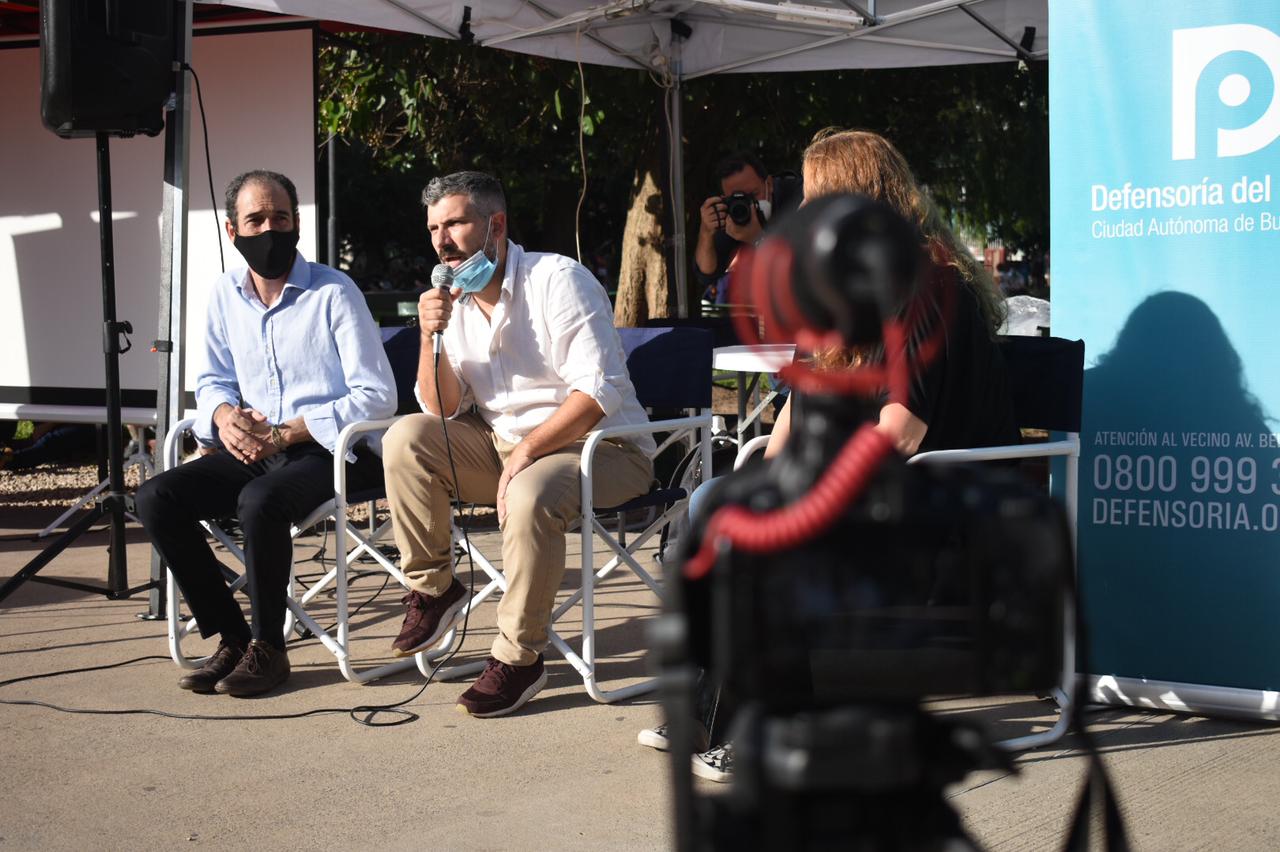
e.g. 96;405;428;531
683;423;896;580
691;231;959;581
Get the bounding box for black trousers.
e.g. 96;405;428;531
135;442;383;647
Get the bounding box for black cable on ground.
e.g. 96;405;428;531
1;339;486;726
0;573;418;725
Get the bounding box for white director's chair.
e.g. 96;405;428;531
418;326;715;703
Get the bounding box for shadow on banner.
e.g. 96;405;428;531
1079;291;1280;689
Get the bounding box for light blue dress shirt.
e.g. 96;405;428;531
193;253;396;460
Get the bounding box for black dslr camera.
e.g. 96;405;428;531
658;194;1074;851
722;191;759;227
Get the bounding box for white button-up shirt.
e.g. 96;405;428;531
421;241;655;456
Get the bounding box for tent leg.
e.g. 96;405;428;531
669;22;689;318
146;1;194;621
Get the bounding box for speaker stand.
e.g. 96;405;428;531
0;133;157;605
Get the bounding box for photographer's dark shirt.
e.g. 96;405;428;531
695;229;742;291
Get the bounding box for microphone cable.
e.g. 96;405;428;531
179;62;224;273
345;335;482;727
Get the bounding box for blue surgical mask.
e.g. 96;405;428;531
452;217;498;294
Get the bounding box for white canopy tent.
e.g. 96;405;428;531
206;0;1047;312
0;0;1045;614
210;0;1047;74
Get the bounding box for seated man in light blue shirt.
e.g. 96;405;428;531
135;170;396;698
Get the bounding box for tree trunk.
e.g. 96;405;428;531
614;167;671;327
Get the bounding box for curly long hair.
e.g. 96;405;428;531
801;129;1005;346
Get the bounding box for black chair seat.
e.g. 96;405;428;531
597;486;687;515
347;485;386;505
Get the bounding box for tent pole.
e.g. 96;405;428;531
327;136;339;267
146;0;194;619
669;24;689;318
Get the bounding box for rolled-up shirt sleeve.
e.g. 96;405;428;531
193;284;242;447
413;321;474;419
412;371;474;419
301;281;397;459
547;264;627;417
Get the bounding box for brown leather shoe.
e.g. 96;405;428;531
178;637;246;693
214;640;290;697
391;578;467;657
456;655;547;718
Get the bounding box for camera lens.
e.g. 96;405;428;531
725;192;754;227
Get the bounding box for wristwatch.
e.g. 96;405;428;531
269;424;287;450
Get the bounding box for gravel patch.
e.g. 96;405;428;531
0;463;144;509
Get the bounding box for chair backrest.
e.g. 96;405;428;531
998;335;1084;433
644;315;739;350
380;326;424;415
617;326;714;411
380;325;715;415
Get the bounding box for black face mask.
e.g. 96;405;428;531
233;228;300;280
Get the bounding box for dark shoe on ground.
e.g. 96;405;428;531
214;640;290;697
456;655;547;718
391;578;468;657
691;742;734;783
178;637;246;693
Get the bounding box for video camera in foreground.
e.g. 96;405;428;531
655;194;1075;851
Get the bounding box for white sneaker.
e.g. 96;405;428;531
691;742;734;783
637;723;671;751
638;721;710;752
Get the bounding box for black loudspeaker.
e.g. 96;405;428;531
40;0;175;138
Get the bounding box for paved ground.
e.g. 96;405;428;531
2;487;1279;850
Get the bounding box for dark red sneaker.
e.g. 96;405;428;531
391;578;467;657
456;655;547;718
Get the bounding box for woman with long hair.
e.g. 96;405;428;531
764;128;1016;458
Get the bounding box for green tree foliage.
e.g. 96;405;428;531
680;60;1050;256
318;31;1048;297
319;32;657;285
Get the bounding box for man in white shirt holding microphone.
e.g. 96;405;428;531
382;171;654;717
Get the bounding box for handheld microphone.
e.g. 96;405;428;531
430;263;454;358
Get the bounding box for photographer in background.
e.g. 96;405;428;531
695;153;799;306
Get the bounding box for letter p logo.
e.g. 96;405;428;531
1172;23;1280;160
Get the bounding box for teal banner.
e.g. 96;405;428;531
1051;1;1280;691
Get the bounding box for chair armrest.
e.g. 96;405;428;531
734;434;772;470
331;416;404;509
907;435;1080;465
581;414;713;468
162;417;198;472
579;414;713;512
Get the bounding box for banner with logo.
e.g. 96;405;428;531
1052;1;1280;708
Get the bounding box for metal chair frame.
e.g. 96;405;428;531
163;415;432;684
418;412;712;703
